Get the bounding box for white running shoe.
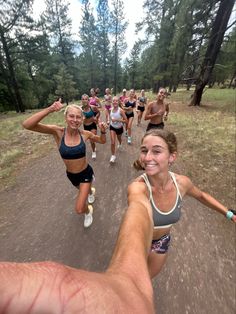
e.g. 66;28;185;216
84;205;93;228
117;143;122;150
88;187;96;204
110;155;116;163
127;137;132;144
92;151;96;159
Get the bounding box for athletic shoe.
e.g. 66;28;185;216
117;144;123;150
92;151;96;159
127;137;132;144
84;205;93;228
88;187;96;204
110;155;116;163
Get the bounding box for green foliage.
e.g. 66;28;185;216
0;0;235;112
54;64;79;103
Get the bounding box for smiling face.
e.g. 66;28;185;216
112;96;119;108
81;94;89;106
157;88;166;101
65;106;83;129
140;135;176;175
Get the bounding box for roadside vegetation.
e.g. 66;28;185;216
0;87;235;206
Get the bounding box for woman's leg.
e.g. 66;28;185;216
127;117;134;137
137;109;141;125
117;133;122;146
90;128;97;158
75;183;94;227
74;183;91;214
139;110;144;124
110;130;116;156
147;251;168;279
105;109;110;124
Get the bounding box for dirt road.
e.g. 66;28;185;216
0;120;235;313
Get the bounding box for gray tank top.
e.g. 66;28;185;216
141;172;182;229
110;108;123;129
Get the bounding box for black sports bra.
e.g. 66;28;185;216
125;100;136;108
59;129;86;160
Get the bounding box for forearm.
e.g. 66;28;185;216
99;132;106;143
91;132;106;144
22;107;51;130
199;192;228;216
108;201;153;275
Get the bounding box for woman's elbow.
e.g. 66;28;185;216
22;120;30;130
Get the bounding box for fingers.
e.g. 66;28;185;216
51;101;64;112
99;121;108;131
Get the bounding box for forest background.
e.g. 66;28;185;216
0;0;235;113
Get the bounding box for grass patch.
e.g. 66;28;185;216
0;110;64;190
168;99;235;205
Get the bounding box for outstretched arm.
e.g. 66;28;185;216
22;101;64;135
108;182;153;274
182;175;236;222
0;183;155;313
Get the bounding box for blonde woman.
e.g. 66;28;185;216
109;96;127;163
22;100;107;228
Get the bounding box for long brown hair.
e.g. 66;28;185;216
133;129;178;170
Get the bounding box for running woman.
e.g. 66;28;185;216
81;94;100;159
137;89;148;126
119;88;128;106
22;100;107;228
109;96;127;163
144;87;169;131
89;88;101;120
103;88;112;125
122;89;136;144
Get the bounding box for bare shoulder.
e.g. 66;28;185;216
128;178;148;195
173;173;193;195
147;101;154;107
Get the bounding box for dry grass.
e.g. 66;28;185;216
167;88;235;205
0;111;64;190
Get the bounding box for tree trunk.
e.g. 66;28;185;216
189;0;235;106
0;55;17;108
0;30;25;112
228;69;236;88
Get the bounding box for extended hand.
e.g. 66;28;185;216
49;100;64;113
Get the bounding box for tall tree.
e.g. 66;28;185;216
54;64;78;105
79;0;99;88
96;0;112;91
212;26;236;87
110;0;128;94
42;0;74;67
189;0;235;106
0;0;33;112
126;42;141;89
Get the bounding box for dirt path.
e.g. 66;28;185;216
0;119;235;313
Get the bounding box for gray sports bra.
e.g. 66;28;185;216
141;172;182;229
